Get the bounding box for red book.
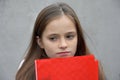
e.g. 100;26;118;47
35;55;98;80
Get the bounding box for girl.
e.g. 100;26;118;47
16;2;105;80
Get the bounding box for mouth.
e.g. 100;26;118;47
56;51;70;57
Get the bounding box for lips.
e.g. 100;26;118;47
57;51;70;56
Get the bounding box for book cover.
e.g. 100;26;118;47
35;55;98;80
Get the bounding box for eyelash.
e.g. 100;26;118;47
49;37;58;41
49;35;75;41
66;35;75;40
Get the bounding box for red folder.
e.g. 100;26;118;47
35;55;98;80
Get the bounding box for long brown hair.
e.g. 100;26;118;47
16;2;105;80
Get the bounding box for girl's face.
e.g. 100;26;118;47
38;15;77;58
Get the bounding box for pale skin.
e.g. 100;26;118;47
37;15;78;58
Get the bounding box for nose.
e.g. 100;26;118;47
58;38;67;49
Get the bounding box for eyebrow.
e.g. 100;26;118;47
66;31;77;34
48;34;58;36
47;32;77;38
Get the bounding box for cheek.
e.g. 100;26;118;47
44;46;56;58
72;36;78;45
71;38;78;51
42;41;56;55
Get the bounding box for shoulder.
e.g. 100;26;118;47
18;59;25;70
98;61;106;80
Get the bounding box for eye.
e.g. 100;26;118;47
66;34;75;40
49;36;58;41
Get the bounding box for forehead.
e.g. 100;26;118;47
43;15;76;34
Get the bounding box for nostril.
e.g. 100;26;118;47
59;40;67;49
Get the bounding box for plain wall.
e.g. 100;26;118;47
0;0;120;80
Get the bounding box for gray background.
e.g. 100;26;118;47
0;0;120;80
